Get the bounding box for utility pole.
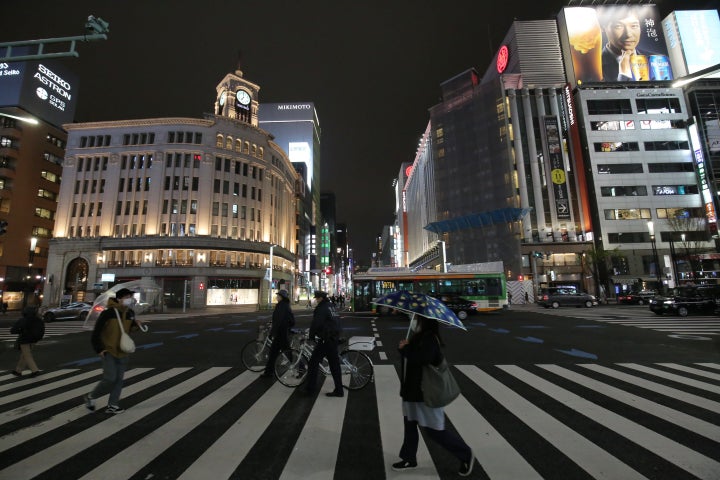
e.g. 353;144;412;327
0;15;109;62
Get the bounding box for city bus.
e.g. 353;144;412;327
352;267;507;313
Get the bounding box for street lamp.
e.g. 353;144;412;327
267;244;277;307
439;240;447;273
647;221;661;291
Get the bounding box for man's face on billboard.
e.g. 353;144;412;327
604;13;641;54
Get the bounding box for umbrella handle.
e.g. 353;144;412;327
406;313;416;340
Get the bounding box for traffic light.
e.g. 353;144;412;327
199;282;205;290
324;266;333;275
532;251;543;258
0;221;7;235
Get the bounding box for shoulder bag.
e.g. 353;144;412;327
114;309;136;353
421;337;460;408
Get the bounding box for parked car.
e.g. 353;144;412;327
617;290;656;305
431;294;478;320
537;288;598;308
649;285;720;317
42;302;93;322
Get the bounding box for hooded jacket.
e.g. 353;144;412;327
91;297;137;357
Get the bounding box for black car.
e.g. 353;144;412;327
617;291;656;305
649;285;720;317
431;294;478;320
42;302;93;322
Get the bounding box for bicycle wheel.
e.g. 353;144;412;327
275;349;308;387
241;340;269;372
339;350;374;390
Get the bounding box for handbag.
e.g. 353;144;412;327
421;339;460;408
114;309;136;353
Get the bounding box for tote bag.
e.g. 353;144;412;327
422;356;460;408
114;309;136;353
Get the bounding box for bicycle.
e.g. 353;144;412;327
241;322;303;372
274;330;374;390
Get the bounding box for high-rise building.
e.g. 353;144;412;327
44;67;299;308
0;58;79;310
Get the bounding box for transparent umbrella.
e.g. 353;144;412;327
83;279;162;329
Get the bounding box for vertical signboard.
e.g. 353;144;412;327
542;116;571;220
688;123;717;229
662;10;720;78
560;5;672;85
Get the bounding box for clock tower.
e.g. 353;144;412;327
214;66;260;127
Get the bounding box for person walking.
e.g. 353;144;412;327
261;289;295;378
303;290;343;397
10;306;45;377
84;288;146;414
392;316;475;476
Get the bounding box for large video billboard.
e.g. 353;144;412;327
560;6;672;85
0;51;78;128
663;10;720;78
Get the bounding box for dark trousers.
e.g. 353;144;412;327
304;339;342;393
399;416;472;463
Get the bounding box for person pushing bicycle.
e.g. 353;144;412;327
304;290;344;397
262;289;295;378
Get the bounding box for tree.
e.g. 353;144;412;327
583;246;621;300
665;216;712;283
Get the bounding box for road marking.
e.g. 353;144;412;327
501;365;720;480
458;365;646;480
579;364;720;413
618;364;720;395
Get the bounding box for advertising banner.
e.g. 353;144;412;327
0;50;78;127
561;5;672;84
662;10;720;78
542;116;571;220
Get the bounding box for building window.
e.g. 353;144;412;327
608;232;650;243
590;120;635;131
587;99;632;115
652;185;699;195
600;186;647;197
604;208;651;220
647;163;694;173
594;142;639;152
656;207;704;219
597;164;643;174
636;97;681;114
644;141;690;151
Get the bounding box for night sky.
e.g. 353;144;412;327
2;0;715;263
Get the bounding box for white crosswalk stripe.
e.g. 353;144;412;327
0;362;718;479
0;321;88;343
533;306;720;336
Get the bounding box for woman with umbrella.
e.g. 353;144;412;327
392;315;475;476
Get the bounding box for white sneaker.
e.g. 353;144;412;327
105;405;125;414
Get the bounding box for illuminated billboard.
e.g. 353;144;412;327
560;6;672;85
662;10;720;78
0;54;78;128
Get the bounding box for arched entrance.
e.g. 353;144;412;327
65;257;89;302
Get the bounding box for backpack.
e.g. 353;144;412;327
27;317;45;343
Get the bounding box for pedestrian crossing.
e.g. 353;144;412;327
0;362;718;479
0;320;88;343
534;306;720;337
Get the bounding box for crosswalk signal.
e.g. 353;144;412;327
0;221;7;235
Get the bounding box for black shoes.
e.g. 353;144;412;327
11;370;21;377
30;370;43;377
391;460;417;471
325;390;344;397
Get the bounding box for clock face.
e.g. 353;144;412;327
236;90;251;105
219;92;226;106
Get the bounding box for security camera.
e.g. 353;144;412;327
85;15;110;34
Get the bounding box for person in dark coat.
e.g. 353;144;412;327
84;288;146;414
262;289;295;378
303;290;343;397
10;306;45;377
392;316;474;476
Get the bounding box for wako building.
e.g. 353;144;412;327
44;67;299;309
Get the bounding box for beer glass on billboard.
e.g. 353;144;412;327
566;7;603;83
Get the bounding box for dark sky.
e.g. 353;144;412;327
2;0;715;263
